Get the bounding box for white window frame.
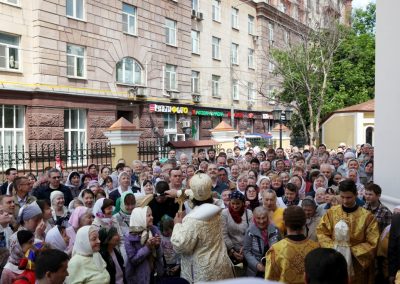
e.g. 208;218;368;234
212;0;221;22
192;0;199;11
122;3;137;36
268;23;274;45
231;43;239;65
67;44;85;79
268;86;276;105
191;71;200;94
284;30;289;45
231;7;239;29
0;0;20;6
248;15;254;35
248;48;254;69
0;105;24;152
212;75;220;98
248;82;256;103
269;60;275;72
165;18;177;46
0;33;20;72
116;57;144;85
278;1;285;12
164;114;180;142
64;108;87;151
165;64;178;91
212;36;221;60
66;0;85;20
191;30;200;54
232;80;239;101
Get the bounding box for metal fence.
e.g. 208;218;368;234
0;142;114;180
138;138;170;166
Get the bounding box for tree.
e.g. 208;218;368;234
262;4;375;146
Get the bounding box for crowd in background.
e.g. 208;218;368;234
0;140;399;284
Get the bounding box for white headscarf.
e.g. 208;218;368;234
129;206;152;245
72;225;105;270
92;198;105;217
45;226;67;252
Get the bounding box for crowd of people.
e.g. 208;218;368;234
0;141;398;284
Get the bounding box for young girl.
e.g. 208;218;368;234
125;206;163;284
160;215;180;277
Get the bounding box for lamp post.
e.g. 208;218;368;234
272;106;293;148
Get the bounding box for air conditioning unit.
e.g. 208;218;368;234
197;12;204;21
136;87;147;97
192;94;201;103
182;121;191;128
170;92;179;100
191;9;197;18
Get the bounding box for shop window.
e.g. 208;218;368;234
0;105;24;151
64;109;86;149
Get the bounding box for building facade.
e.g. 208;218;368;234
0;0;351;152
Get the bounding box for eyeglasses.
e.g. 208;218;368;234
52;176;61;179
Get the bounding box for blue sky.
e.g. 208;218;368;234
352;0;375;9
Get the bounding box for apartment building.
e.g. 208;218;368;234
0;0;351;151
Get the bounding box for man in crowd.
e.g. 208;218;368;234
0;168;17;195
207;164;228;194
320;163;334;186
169;167;184;191
233;146;243;162
317;179;379;284
363;183;392;233
35;249;70;284
149;180;180;226
131;160;143;189
207;148;216;163
34;168;73;206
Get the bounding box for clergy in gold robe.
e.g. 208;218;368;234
316;179;379;284
265;206;319;284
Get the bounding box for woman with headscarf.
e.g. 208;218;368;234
221;191;252;269
257;176;271;201
125;206;163;284
78;189;95;209
98;166;111;188
66;225;110;284
289;174;306;200
50;191;70;228
141;180;154;195
80;174;92;190
109;172;133;202
171;173;234;282
99;227;126;284
45;225;70;252
243;206;281;277
66;206;93;255
114;192;136;237
65;171;81;198
307;173;328;198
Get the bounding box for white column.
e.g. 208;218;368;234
375;1;400;208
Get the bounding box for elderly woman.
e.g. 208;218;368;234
110;172;133;202
66;206;93;254
45;225;70;252
307;173;328;198
289;175;306;200
171;173;234;282
243;206;281;277
125;206;163;284
270;174;284;197
236;174;248;195
114;192;136;236
50;191;70;227
347;168;366;200
302;198;321;242
66;225;110;284
262;189;285;235
314;187;326;205
257;176;271;201
222;191;253;267
78;189;95;209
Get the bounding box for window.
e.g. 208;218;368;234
248;48;254;69
316;0;320;13
192;0;199;11
212;0;221;22
277;1;285;12
122;3;137;35
232;80;239;101
212;37;220;60
231;7;239;29
66;0;84;20
64;109;86;150
1;0;19;6
165;18;177;46
165;64;177;91
268;86;276;104
212;75;220;98
269;60;275;72
0;33;20;71
231;43;238;65
67;44;85;78
0;105;24;151
191;71;200;94
248;15;254;35
248;82;256;103
191;30;200;54
164;114;179;142
292;6;298;20
116;57;144;85
284;30;289;45
268;23;274;45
